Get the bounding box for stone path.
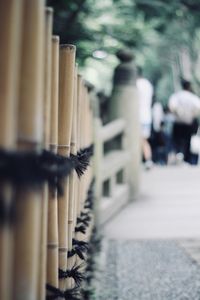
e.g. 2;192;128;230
96;166;200;300
96;240;200;300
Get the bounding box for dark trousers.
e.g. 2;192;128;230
172;122;193;163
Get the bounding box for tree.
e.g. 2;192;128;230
47;0;200;99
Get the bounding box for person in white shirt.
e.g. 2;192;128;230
152;101;164;133
136;68;154;169
168;79;200;163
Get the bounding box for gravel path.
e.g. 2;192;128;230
96;240;200;300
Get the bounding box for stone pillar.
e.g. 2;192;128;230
109;49;141;199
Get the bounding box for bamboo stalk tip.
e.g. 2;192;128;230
45;7;54;14
52;35;60;43
60;44;76;51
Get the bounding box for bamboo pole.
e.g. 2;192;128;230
58;44;76;291
77;75;83;154
86;89;93;191
66;66;78;288
47;35;59;292
80;85;88;214
84;88;90;194
73;75;82;257
0;1;23;299
12;1;45;299
37;7;53;300
76;77;84;220
75;83;90;267
82;86;93;241
43;7;53;149
73;72;80;231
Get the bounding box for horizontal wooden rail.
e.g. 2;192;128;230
100;118;126;143
94;114;131;225
101;150;130;181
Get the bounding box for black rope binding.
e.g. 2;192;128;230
68;239;89;260
71;145;93;177
0;145;94;225
59;265;85;286
0;144;93;189
46;284;81;300
0;197;15;226
75;180;94;234
77;215;91;225
75;224;87;234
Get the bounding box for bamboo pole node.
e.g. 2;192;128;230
17;138;40;150
57;144;70;150
49;144;57;152
47;244;58;250
59;247;68;253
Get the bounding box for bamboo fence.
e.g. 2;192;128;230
46;35;59;293
0;1;95;299
0;1;23;299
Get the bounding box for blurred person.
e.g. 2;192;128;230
151;100;164;163
190;118;199;165
152;100;164;133
168;79;200;164
137;67;154;169
163;106;175;164
153;121;168;165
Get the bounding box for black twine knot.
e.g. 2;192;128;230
59;265;85;286
46;284;81;300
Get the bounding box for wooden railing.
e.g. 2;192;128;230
94;114;131;225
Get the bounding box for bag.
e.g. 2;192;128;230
190;127;200;154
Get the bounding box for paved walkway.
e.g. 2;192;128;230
96;165;200;300
104;165;200;239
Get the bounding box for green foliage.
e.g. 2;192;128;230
47;0;200;100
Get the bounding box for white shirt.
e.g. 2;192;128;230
136;78;153;124
169;90;200;124
152;102;164;132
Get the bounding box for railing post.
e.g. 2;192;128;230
109;49;141;200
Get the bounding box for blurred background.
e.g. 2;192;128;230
48;0;200;101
